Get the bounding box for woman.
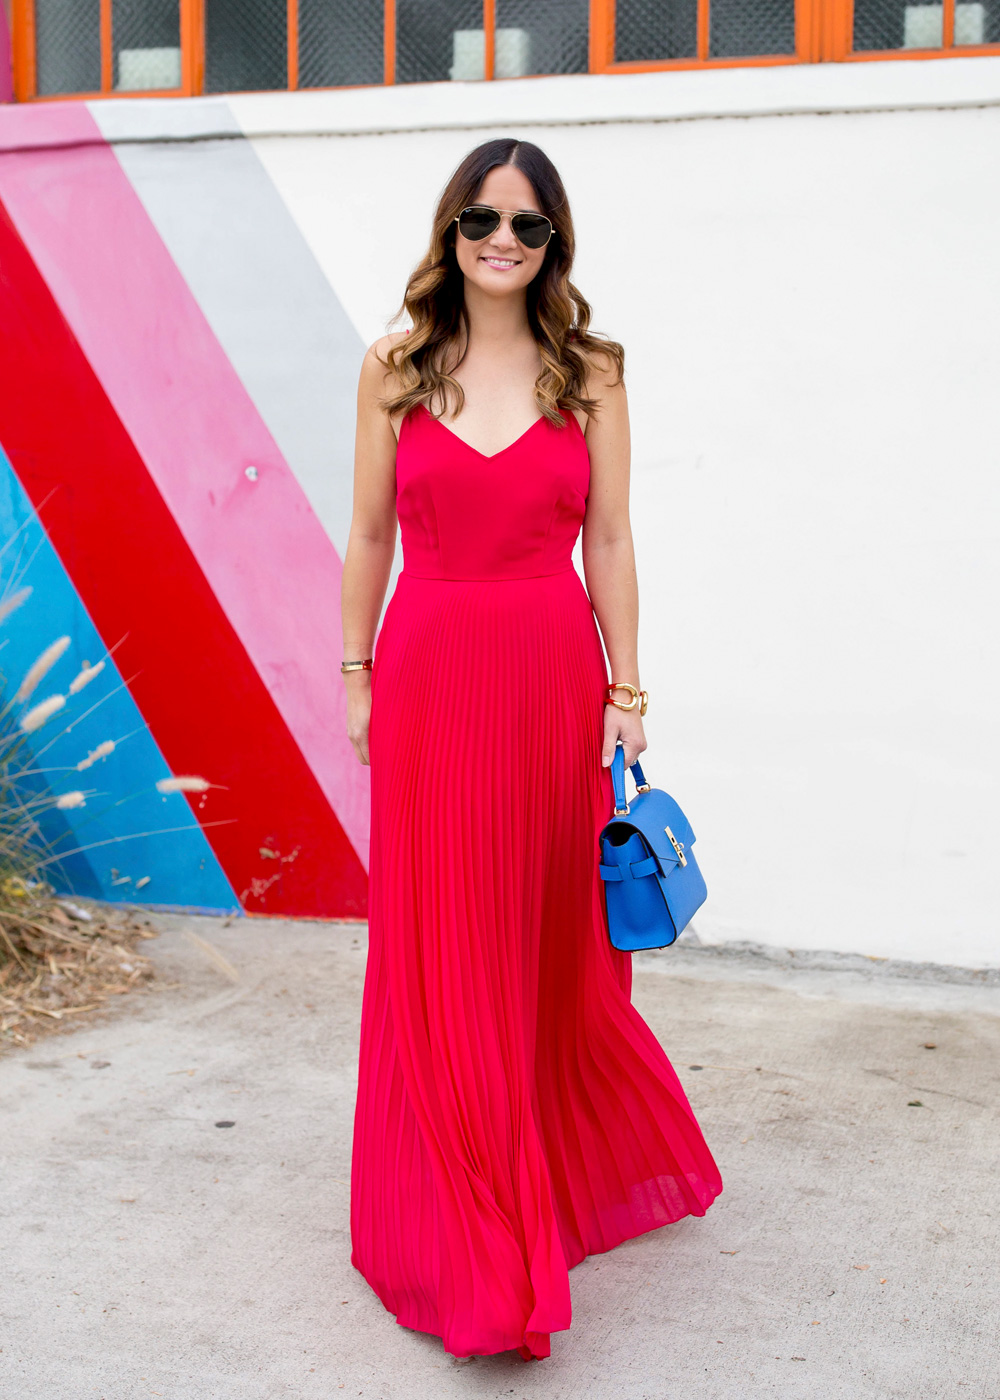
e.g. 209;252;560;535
341;138;722;1362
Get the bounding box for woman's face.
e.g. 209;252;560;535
453;164;549;297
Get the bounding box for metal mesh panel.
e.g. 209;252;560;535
113;0;182;91
299;0;384;87
614;0;697;63
396;0;488;83
709;0;795;56
961;0;1000;43
204;0;287;93
854;0;933;47
494;0;589;76
35;0;101;95
856;0;998;48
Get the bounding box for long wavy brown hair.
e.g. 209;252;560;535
379;138;624;429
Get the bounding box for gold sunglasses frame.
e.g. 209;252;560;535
453;204;555;250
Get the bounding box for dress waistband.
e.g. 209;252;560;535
401;565;578;583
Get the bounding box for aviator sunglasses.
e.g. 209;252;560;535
454;204;555;250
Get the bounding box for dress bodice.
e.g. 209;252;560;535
395;403;590;581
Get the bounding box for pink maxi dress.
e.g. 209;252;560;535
350;401;722;1359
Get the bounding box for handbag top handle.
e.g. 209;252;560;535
610;742;650;816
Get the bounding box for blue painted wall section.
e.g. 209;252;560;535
0;446;240;912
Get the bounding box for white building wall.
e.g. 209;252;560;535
100;58;1000;967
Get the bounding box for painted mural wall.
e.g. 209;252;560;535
1;59;997;965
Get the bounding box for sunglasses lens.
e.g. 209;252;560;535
458;207;500;241
511;214;552;249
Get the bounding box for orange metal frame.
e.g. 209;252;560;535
13;0;193;100
287;0;299;89
10;0;1000;102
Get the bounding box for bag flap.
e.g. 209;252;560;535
600;787;696;871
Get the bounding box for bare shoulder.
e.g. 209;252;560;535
578;339;626;405
359;330;410;396
369;329;410;363
576;346;626;440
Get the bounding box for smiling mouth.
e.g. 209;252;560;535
480;256;520;269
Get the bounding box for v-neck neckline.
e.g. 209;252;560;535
421;404;550;461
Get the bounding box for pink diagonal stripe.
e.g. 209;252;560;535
0;104;370;869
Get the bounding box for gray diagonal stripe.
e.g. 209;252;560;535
91;99;364;563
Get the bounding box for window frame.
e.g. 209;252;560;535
589;0;817;71
833;0;1000;62
11;0;1000;102
12;0;202;100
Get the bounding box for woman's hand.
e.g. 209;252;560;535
346;675;372;766
601;700;647;772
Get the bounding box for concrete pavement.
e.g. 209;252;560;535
1;915;997;1400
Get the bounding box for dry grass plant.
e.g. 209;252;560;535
0;881;157;1050
1;535;213;1052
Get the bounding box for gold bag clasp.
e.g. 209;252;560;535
665;826;688;867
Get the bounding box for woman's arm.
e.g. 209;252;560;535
341;336;404;766
579;356;647;771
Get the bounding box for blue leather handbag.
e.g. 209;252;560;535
597;743;707;951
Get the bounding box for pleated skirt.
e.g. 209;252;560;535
350;565;723;1359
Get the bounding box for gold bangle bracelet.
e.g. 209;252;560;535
341;658;373;674
605;682;649;716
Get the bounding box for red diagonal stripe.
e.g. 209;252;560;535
0;195;367;917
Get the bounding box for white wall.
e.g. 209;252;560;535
99;60;1000;967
